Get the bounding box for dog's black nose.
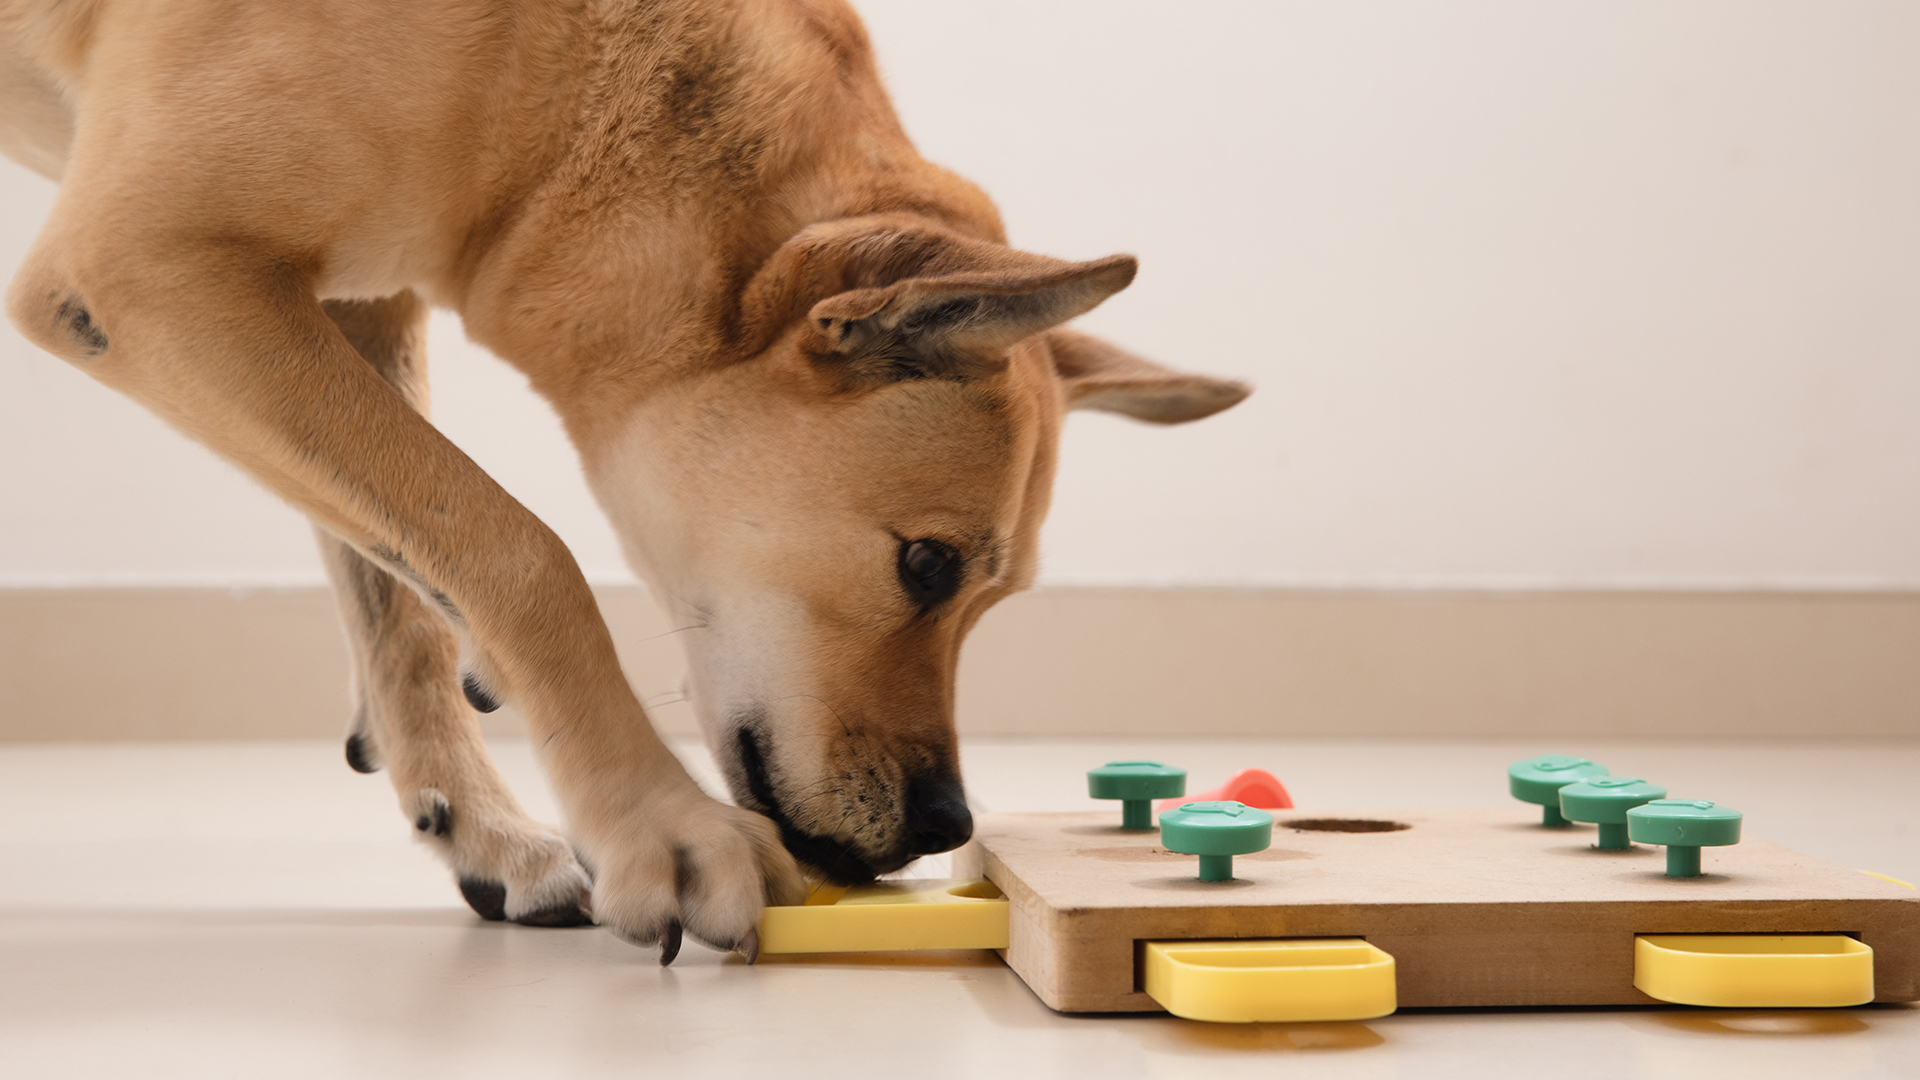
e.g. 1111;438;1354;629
904;773;973;855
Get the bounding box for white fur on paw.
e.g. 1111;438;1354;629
406;788;591;926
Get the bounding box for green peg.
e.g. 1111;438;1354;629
1088;760;1187;829
1158;801;1273;881
1508;754;1609;826
1628;799;1743;877
1558;777;1668;849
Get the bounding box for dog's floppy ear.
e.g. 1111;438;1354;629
806;245;1136;383
1046;328;1251;423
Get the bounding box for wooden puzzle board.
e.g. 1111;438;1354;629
954;808;1920;1013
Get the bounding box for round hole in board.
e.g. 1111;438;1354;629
1284;818;1411;833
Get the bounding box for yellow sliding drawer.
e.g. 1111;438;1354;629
1634;935;1874;1008
758;878;1009;954
1143;939;1397;1023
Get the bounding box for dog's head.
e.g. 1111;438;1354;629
589;215;1247;882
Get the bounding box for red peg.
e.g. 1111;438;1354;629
1157;768;1293;813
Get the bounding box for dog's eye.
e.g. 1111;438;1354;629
897;539;962;608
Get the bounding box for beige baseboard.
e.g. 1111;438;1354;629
2;586;1916;741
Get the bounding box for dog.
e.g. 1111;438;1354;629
1;0;1248;963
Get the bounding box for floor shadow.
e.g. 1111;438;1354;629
1137;1017;1386;1052
754;948;1005;970
1651;1009;1874;1036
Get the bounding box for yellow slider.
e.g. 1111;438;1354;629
1634;935;1875;1008
1143;939;1398;1023
757;878;1010;954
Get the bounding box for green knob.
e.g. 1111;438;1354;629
1559;777;1668;849
1088;761;1187;830
1158;801;1273;881
1629;799;1743;877
1508;754;1609;826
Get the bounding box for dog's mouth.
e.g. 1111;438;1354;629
734;727;906;885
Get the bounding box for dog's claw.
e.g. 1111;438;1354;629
659;920;683;966
737;927;760;965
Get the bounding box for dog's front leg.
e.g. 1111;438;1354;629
315;293;595;927
7;241;804;961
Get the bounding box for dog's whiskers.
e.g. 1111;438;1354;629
639;621;710;642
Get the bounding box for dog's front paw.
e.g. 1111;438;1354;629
408;788;594;927
583;785;804;964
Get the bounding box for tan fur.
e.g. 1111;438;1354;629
0;0;1247;957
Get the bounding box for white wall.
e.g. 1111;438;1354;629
3;0;1917;589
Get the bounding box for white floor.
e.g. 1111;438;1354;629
1;735;1915;1079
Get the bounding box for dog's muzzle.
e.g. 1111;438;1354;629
902;773;972;856
732;727;971;884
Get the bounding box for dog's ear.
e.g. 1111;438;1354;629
801;232;1136;384
1046;328;1251;423
742;216;1155;386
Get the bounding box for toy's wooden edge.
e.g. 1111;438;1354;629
1018;898;1918;1011
958;838;1163;1013
961;814;1920;1013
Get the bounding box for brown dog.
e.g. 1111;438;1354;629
0;0;1247;962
